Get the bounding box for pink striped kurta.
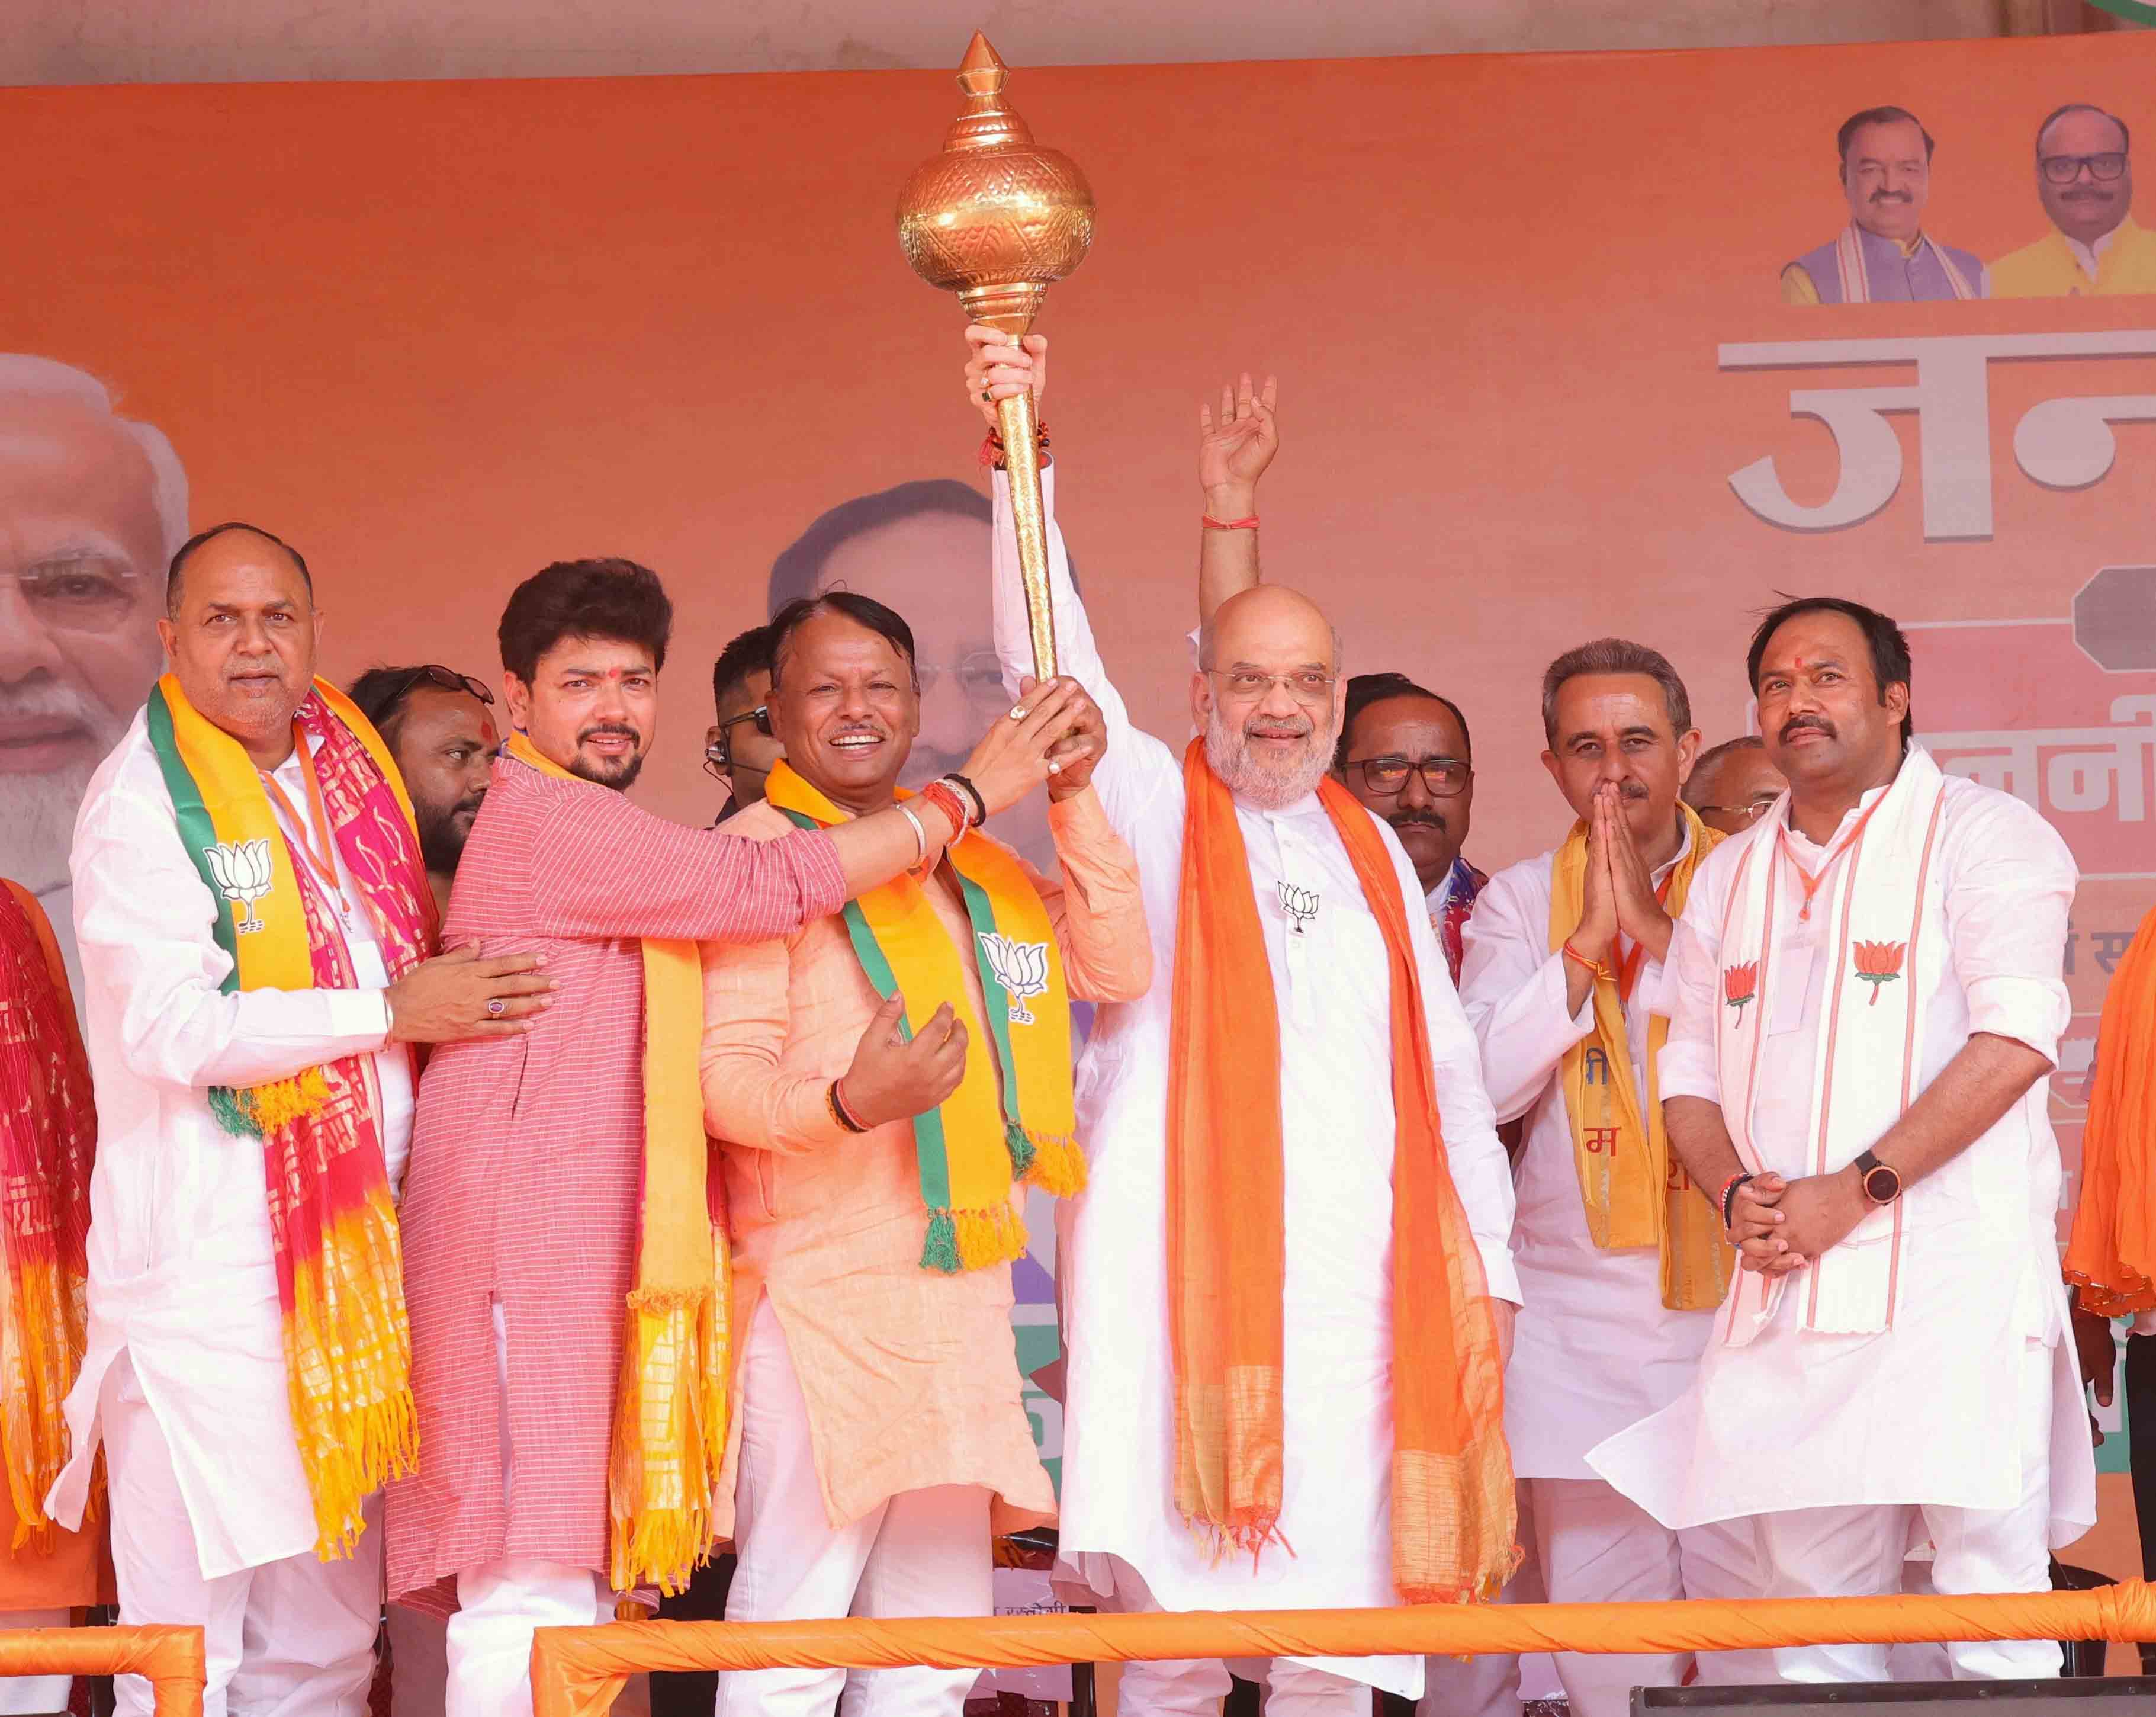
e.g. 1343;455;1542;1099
385;751;846;1606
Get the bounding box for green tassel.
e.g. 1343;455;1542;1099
920;1208;961;1275
1004;1119;1037;1179
207;1086;260;1139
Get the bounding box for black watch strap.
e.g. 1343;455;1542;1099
1721;1172;1756;1229
1855;1148;1902;1205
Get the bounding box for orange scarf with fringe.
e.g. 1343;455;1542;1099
147;676;430;1559
1167;740;1518;1603
0;881;97;1551
2064;903;2156;1315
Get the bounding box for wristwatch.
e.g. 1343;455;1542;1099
1853;1148;1902;1206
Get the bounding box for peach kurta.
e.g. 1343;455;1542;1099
701;787;1149;1535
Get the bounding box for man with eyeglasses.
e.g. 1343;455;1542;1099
0;356;188;1003
349;665;501;919
1457;639;1767;1717
1993;104;2156;298
966;329;1519;1717
705;624;782;822
1682;736;1787;839
1782;107;1985;304
1335;673;1483;984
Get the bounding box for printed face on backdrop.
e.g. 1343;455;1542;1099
1336;694;1475;895
766;610;920;816
1754;610;1910;796
2037;107;2133;248
0;389;171;893
1540;673;1701;858
387;682;500;876
1192;587;1344;813
157;530;322;765
709;665;782;812
503;634;658;790
1842;117;1932;243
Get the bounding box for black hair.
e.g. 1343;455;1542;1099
712;624;776;721
2035;102;2130;157
497;558;672;685
1541;638;1692;746
1746;595;1914;747
767;592;918;691
166;521;312;615
1837;105;1936;168
1335;672;1473;772
348;665;430;744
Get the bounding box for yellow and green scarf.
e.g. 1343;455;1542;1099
766;761;1082;1273
1547;803;1732;1312
501;733;729;1595
146;673;431;1558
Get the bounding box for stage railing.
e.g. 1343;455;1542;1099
529;1583;2156;1717
0;1626;205;1717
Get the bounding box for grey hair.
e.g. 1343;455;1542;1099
1195;615;1345;675
1540;636;1692;746
0;354;190;562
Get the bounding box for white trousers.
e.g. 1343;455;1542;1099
1527;1477;1771;1717
717;1301;992;1717
444;1302;612;1717
0;1610;73;1715
102;1354;381;1717
1759;1339;2058;1684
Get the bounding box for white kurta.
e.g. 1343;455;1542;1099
1461;842;1718;1480
1588;766;2096;1545
52;711;412;1578
994;468;1519;1700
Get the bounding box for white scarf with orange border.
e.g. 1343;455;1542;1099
1712;745;1951;1348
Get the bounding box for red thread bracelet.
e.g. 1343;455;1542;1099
1561;941;1613;979
1201;515;1259;531
916;782;969;844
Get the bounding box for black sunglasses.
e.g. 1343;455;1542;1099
383;663;496;708
705;705;773;776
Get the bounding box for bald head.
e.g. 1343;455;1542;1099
1199;585;1342;675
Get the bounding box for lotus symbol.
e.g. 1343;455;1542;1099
1277;881;1320;932
1723;961;1758;1026
979;932;1050;1026
205;838;275;934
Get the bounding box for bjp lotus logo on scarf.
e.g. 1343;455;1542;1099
1723;961;1758;1026
979;933;1050;1026
1853;940;1907;1004
205;838;275;934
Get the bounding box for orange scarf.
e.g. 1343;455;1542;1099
2064;903;2156;1315
0;881;96;1551
1168;740;1518;1604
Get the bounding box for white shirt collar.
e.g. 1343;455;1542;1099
2065;222;2122;280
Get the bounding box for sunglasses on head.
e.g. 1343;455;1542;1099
384;664;496;708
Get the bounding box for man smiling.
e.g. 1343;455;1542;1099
699;592;1145;1717
1783;106;1985;304
1991;104;2156;297
389;557;1090;1717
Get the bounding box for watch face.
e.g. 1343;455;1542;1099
1863;1163;1901;1203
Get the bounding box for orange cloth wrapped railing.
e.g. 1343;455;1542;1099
0;1626;205;1717
531;1585;2156;1717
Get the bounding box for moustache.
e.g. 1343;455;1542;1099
1389;810;1448;833
579;723;641;744
452;792;487;821
0;678;101;726
1869;190;1913;203
1244;718;1314;740
1779;715;1837;743
1616;779;1650;803
2061;188;2115;199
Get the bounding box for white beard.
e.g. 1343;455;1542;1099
1203;707;1336;811
0;756;102;895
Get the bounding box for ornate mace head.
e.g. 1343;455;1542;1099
896;33;1095;338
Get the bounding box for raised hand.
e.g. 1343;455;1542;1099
1572;790;1620;969
1020;674;1107;801
965;325;1046;429
838;991;969;1130
1198;371;1280;513
958;676;1092;816
387;943;555;1043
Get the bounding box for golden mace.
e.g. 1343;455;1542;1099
897;33;1095;683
